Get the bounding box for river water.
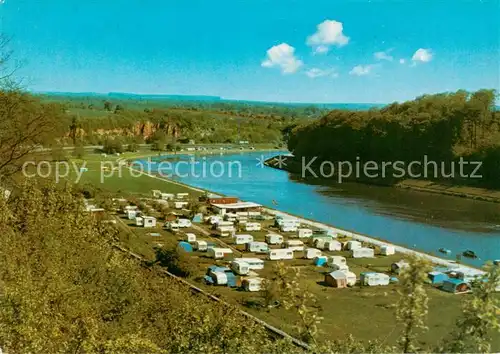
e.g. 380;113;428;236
137;151;500;267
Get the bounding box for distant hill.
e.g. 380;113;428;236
37;91;385;110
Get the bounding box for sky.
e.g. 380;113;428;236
0;0;499;103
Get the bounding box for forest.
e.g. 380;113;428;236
287;90;500;188
41;93;324;147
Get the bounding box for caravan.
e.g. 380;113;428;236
267;248;294;260
184;233;197;243
230;260;250;275
244;222;261;231
284;240;305;252
297;228;313;238
216;225;235;237
242;277;264;292
178;219;192;228
246;241;269;253
304;248;322;259
351;247;375;258
265;233;284;245
207;248;234;259
234;234;254;245
233;258;265;270
323;240;342;252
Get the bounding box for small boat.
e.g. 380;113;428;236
438;248;451;254
462;250;478;259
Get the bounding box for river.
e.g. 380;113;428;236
137;151;500;267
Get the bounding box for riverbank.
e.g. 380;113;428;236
122;155;486;276
265;154;500;204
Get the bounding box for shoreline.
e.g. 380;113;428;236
265;155;500;204
126;147;283;161
120;155;486;276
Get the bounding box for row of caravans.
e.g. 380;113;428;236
151;190;189;200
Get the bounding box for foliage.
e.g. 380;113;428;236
102;138;123;154
287;89;500;187
441;263;500;353
0;91;64;179
0;181;285;353
396;255;432;353
154;246;199;278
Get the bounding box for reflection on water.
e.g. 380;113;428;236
136;151;500;266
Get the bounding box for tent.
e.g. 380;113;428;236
325;271;348;288
192;213;203;223
177;241;193;253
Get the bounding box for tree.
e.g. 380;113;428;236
442;263;500;353
103;100;112;111
102;138;123;154
114;104;124;114
0;91;63;179
396;255;432;353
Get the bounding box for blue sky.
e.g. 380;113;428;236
1;0;498;103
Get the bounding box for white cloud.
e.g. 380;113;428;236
261;43;303;74
412;48;433;63
307;20;349;54
399;58;405;64
349;64;375;76
305;68;339;79
374;49;394;61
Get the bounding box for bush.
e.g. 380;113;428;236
102;139;123;154
155;247;199;278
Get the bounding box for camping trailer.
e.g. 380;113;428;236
234;234;254;245
176;193;189;199
304;248;322;259
328;256;348;269
216;225;235;237
242;277;264;292
135;216;144;227
284;240;305;252
246;241;269;253
345;240;362;251
230;260;250;275
184;233;197;243
142;216;157;228
207;248;234;259
297;228;313;238
267;248;294;260
233;258;265;270
391;260;410;274
126;209;139;220
265;233;284;245
280;224;298;233
360;272;390;286
351;247;375;258
380;245;396;256
323;240;342;252
178;219;192;228
244;222;261;232
193;240;207;251
174;201;189;209
204;266;239;287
